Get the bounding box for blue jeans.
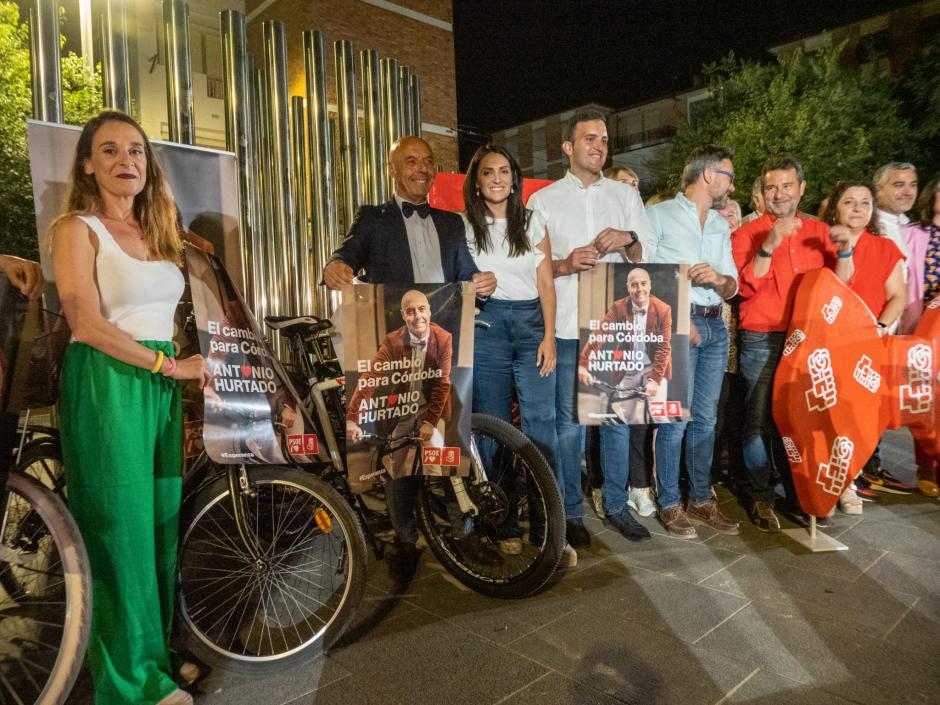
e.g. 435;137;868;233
654;314;728;510
738;330;793;505
473;299;557;468
555;337;586;519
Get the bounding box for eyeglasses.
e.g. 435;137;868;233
712;167;736;183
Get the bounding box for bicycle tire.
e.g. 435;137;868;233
14;439;66;495
0;441;68;600
176;467;367;674
416;413;565;598
0;472;92;705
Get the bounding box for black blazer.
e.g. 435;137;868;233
329;199;479;284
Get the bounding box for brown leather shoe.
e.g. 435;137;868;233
687;499;740;535
659;505;698;539
917;466;939;498
749;500;781;533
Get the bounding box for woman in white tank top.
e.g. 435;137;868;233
50;111;208;705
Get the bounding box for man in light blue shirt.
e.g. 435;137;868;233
647;145;740;539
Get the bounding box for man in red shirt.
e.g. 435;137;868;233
731;155;837;531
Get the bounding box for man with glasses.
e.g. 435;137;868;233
731;155;836;531
646;145;740;538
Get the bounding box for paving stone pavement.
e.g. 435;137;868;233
67;429;940;705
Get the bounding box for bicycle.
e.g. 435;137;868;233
173;311;565;674
0;285;91;705
356;419;564;597
584;377;654;425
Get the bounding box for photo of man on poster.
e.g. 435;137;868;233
578;267;672;424
346;289;453;477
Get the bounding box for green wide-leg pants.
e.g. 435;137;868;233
60;341;182;705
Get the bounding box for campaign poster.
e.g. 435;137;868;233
339;282;475;493
186;246;322;466
577;263;691;425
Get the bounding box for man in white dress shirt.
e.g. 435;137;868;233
527;110;655;550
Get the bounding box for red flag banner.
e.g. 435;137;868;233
428;172;553;211
773;269;938;516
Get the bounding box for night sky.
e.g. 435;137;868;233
453;0;919;162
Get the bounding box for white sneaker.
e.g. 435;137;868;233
627;486;657;517
839;485;863;515
558;542;577;569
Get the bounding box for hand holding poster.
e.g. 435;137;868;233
577;263;691;425
339;283;474;493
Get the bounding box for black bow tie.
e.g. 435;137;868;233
401;201;431;219
634;309;647;316
411;338;428;350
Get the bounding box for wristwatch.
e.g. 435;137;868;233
756;247;773;258
627;230;638;246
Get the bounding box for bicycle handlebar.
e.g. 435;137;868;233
588;379;650;401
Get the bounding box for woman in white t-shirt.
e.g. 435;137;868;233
463;145;558;554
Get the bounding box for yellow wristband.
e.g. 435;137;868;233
150;350;165;374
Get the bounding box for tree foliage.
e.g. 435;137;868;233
0;2;100;260
658;44;916;212
901;35;940;179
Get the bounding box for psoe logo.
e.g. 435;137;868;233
805;348;837;412
782;436;802;464
821;296;843;324
852;355;881;393
900;343;933;414
287;434;319;455
782;329;806;357
816;436;854;496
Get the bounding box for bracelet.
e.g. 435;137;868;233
163;356;178;376
837;248;855;259
756;247;773;258
150;350;165;374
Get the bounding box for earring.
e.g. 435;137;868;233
476;188;480;196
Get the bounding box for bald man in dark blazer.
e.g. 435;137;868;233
323;137;496;578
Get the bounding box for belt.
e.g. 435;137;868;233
691;304;723;319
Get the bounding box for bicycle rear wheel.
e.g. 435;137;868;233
0;441;68;601
0;472;92;705
176;466;367;673
416;413;565;598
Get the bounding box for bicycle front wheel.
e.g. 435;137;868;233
417;413;565;598
0;472;92;705
176;467;367;673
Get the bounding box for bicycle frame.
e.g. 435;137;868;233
364;431;487;519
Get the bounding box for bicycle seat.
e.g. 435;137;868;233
265;315;332;337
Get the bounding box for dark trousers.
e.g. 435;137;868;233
585;424;654;492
